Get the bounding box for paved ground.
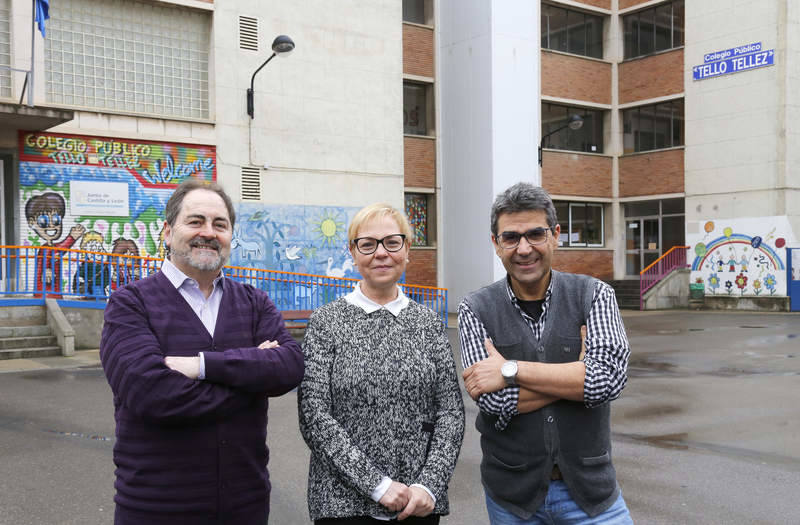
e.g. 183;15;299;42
1;310;799;524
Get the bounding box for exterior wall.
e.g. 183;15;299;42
542;152;613;197
404;136;436;188
684;0;800;251
575;0;610;9
214;0;404;210
619;0;652;9
553;249;613;280
619;149;684;197
619;49;684;104
441;1;540;307
541;51;612;105
406;248;437;286
403;24;435;78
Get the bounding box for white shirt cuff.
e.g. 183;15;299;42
410;483;436;505
197;352;206;380
371;476;393;502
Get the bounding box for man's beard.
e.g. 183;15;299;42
171;238;228;272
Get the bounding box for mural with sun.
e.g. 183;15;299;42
232;203;360;278
313;209;347;248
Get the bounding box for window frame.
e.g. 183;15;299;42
404;191;436;248
623;0;684;60
403;80;434;137
622;98;684;154
541;3;604;59
556;201;605;248
541;102;605;155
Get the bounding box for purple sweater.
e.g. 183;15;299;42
100;271;304;522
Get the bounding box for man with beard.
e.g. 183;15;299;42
100;178;304;525
459;183;632;524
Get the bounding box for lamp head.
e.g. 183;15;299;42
568;114;584;131
272;35;295;57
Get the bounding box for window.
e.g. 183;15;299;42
403;0;431;25
542;103;604;154
624;1;684;59
44;0;210;119
405;193;435;247
541;4;603;59
623;99;684;153
404;81;432;136
555;202;604;247
0;0;10;98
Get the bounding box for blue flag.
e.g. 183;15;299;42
34;0;49;38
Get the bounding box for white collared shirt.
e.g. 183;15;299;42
161;259;224;379
344;281;436;517
344;281;410;316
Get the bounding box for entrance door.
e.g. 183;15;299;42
789;247;800;312
625;218;660;276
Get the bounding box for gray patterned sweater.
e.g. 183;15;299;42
298;297;465;521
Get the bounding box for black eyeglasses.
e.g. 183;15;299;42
352;234;406;255
497;228;552;249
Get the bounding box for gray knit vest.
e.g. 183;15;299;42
466;271;620;518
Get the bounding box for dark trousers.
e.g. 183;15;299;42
114;503;267;525
315;515;440;525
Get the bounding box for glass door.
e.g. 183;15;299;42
625;217;660;276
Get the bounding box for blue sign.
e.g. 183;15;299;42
693;44;774;81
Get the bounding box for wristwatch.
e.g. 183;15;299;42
501;360;518;386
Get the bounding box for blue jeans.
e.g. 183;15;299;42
485;482;633;524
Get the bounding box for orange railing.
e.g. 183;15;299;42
639;245;690;309
0;245;449;325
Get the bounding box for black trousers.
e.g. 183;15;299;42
315;515;440;525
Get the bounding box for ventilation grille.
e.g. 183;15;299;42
241;167;261;201
239;16;258;51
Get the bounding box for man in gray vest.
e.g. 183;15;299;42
460;182;633;524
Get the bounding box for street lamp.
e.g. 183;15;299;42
538;114;584;166
246;35;295;119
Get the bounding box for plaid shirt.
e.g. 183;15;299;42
458;275;630;430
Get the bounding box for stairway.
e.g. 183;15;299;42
606;280;641;310
0;306;61;360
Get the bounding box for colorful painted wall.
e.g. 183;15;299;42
18;131;216;291
231;203;360;279
687;216;796;296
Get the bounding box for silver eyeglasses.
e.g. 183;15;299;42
497;227;551;249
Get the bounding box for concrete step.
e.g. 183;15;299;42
0;305;47;327
0;346;62;360
0;325;52;338
0;335;57;350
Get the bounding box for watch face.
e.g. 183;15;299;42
501;361;517;377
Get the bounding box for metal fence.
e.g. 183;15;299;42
0;245;449;325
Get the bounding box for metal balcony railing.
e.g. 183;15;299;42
0;245;449;326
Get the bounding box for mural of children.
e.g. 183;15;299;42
110;238;142;290
739;255;749;272
25;192;86;296
727;256;737;272
716;255;724;272
72;231;110;297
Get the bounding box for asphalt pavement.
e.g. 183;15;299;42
0;310;798;524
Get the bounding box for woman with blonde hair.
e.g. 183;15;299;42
298;203;464;524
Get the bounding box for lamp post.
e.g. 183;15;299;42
246;35;295;119
538;114;584;166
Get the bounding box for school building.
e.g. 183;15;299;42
1;0;798;314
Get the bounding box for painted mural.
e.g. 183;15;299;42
19;131;216;293
687;216;796;296
231;203;360;279
19;131;363;296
